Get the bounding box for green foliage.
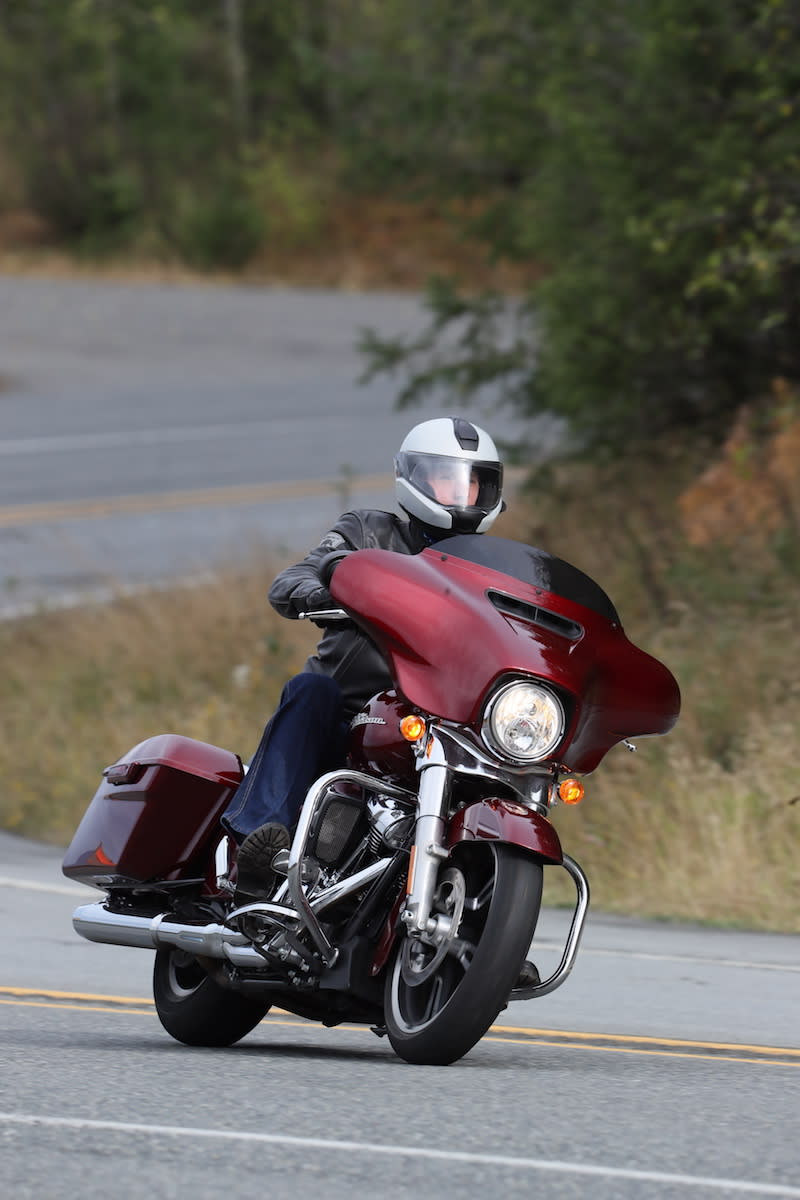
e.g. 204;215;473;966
0;0;329;264
361;276;538;411
171;179;265;270
360;0;800;452
248;151;330;248
1;1;798;436
320;0;543;192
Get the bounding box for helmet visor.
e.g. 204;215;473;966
397;452;503;512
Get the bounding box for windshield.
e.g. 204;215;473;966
430;534;621;624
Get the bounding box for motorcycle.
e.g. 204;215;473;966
63;534;680;1065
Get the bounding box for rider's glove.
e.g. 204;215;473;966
291;585;334;617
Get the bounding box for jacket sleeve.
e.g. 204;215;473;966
268;512;367;619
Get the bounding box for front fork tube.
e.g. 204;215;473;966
401;737;450;937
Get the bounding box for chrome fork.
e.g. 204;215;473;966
400;731;450;938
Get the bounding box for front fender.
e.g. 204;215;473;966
447;798;563;864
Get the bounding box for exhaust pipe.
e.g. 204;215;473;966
72;859;392;968
72;902;275;969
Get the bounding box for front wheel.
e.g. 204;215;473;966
153;948;271;1047
385;842;543;1065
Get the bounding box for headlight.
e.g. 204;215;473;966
482;681;565;763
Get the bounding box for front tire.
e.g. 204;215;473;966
385;842;543;1065
153;948;271;1047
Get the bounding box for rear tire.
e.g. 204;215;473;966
153;948;271;1047
385;842;543;1065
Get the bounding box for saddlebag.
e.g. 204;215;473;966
62;734;243;889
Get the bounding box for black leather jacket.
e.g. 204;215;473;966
268;509;432;718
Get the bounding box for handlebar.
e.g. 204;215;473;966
297;609;350;621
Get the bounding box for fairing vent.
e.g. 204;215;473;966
488;590;583;642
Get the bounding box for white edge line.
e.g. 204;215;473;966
0;1113;798;1197
0;876;87;897
533;942;800;974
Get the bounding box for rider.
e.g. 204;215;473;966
222;416;504;901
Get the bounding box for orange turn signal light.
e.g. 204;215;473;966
558;778;585;805
400;714;426;742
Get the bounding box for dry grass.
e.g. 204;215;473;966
542;609;800;932
1;459;798;931
0;556;316;846
504;446;800;932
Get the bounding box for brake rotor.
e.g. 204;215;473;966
400;867;467;986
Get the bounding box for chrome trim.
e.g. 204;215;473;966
288;769;416;965
215;835;231;891
481;679;566;766
297;609;349;621
72;902;275;970
401;732;450;936
224;900;299;925
72;903;157;950
435;724;551;813
509;853;590;1001
309;858;392;915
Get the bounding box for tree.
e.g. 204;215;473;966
361;0;800;452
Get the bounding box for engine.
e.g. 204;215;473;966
304;784;415;878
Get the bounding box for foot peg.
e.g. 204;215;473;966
271;849;320;887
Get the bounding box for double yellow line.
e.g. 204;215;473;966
0;474;394;529
2;986;798;1067
0;466;530;529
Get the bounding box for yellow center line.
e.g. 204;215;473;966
0;466;529;528
0;986;153;1004
3;987;797;1064
483;1035;800;1069
490;1022;800;1057
3;999;797;1068
0;999;155;1016
0;473;394;528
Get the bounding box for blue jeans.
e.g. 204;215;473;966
221;673;348;843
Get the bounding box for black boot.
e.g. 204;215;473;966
234;823;291;903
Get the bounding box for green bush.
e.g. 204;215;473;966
360;1;800;456
172;180;265;270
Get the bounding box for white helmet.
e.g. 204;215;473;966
395;417;504;534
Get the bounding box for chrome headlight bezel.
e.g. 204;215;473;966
481;679;566;764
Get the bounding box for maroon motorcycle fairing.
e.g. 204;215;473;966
447;797;563;863
331;538;681;773
347;692;417;783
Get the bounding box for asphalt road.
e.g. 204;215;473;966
0;275;541;613
1;832;798;1199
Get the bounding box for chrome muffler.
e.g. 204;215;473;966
71;902;281;969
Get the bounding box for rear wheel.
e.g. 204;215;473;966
153;948;271;1047
385;842;543;1065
